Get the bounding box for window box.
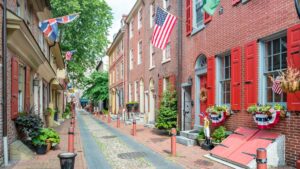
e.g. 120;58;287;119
206;105;231;127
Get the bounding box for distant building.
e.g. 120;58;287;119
95;60;108;111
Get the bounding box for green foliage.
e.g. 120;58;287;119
47;108;55;117
50;0;113;85
212;126;227;143
82;71;109;102
32;128;60;146
155;86;177;130
102;109;109;115
197;128;205;140
15;114;44;139
62;103;71;119
126;101;139;105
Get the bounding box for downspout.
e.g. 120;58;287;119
2;0;9;166
177;0;183;130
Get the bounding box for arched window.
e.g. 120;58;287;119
195;55;207;70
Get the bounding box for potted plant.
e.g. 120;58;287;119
39;128;61;151
32;129;48;155
212;126;227;146
15;113;43;141
196;128;205;146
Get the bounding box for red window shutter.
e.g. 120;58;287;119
244;41;258;108
11;57;19;120
287;24;300;111
186;0;192;35
25;66;31;112
232;0;241;5
204;12;212;24
169;74;176;90
231;47;242;110
207;56;215;106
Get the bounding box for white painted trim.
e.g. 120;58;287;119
258;40;266;105
161;58;171;64
215;56;222;105
149;66;155;71
3;137;8;166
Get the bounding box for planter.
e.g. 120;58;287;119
51;143;59;150
46;140;51;152
197;138;205;146
36;145;47;155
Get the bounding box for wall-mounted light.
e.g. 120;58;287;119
33;79;39;87
219;6;224;15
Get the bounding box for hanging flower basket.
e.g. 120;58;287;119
206;105;230;127
247;104;286;129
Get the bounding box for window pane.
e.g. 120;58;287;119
225;92;231;104
267;88;273;102
274;93;282;102
273;54;280;70
281;37;287;52
225;68;230;79
273;39;280;54
281;53;287;69
225;81;230;91
267;56;272;71
266;41;272;55
225;55;230;67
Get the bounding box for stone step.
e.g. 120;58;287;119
180;130;200;140
144;123;155;128
176;136;196;146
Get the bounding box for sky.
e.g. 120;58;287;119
99;0;136;70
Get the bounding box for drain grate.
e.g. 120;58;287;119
117;152;147;159
101;135;117;139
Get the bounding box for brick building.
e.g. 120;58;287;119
180;0;300;167
0;0;66;165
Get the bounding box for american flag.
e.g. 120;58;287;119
272;76;282;94
38;13;79;42
151;7;177;49
199;112;206;118
65;50;76;61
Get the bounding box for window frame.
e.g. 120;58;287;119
163;77;170;91
258;33;287;106
191;0;205;35
162;42;171;63
149;42;155;69
138;7;143;29
130;20;134;39
216;52;231;106
163;0;170;10
129;49;133;70
138;40;142;64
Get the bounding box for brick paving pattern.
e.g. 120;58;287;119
3;118;87;169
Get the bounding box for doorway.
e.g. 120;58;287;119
148;79;155;123
182;86;192;130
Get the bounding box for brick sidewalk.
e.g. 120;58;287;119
5;118;87;169
94;114;230;169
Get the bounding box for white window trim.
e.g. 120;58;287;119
129;49;133;70
134;81;138;101
162;43;171;63
258;33;287;106
130;20;133;39
138;40;142;65
129;83;132;102
149;43;155;68
138;8;142;29
163;0;169;9
150;4;153;28
192;0;205;35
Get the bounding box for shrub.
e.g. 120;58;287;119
155;85;177;131
197;128;205;140
32;128;60;146
212;126;226;143
15;114;43;139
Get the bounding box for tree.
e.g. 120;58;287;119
155;85;177;131
82;71;109;103
50;0;113;86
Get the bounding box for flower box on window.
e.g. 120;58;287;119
247;104;286;129
206;105;231;127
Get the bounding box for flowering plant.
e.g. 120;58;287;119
206;105;230;116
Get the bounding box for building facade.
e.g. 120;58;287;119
0;0;66;165
181;0;300;167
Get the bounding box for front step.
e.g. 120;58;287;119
176;136;197;146
180;130;199;140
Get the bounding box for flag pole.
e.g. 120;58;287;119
54;12;80;20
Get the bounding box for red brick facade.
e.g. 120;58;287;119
181;0;300;167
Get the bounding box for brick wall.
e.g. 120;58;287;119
181;0;300;166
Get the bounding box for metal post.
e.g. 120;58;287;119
117;115;120;128
132;120;136;136
256;148;267;169
68;127;75;153
171;128;177;156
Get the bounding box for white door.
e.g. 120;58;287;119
149;90;155;123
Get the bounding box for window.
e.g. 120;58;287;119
264;36;287;103
217;54;231;105
116;64;119;81
163;0;170;10
129;49;133;70
138;8;142;29
150;2;155;27
17;0;21;16
18;65;25;112
138;40;142;64
163;43;171;62
192;0;204;33
130;20;134;38
135;81;138;101
129;83;132;102
163;77;170;91
150;43;155;68
121;62;124;79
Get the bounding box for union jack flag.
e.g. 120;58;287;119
65;50;76;61
151;7;177;49
38;13;79;42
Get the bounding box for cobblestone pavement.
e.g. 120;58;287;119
2;118;87;169
78;109;182;169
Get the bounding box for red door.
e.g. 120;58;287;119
200;75;207;125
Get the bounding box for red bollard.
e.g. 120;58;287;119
68;127;75;153
117;115;120;128
171;128;177;156
70;118;75;127
256;148;267;169
132;120;136;136
107;114;111;123
102;114;105;121
296;159;300;169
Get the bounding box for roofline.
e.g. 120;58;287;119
125;0;144;23
106;29;124;56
